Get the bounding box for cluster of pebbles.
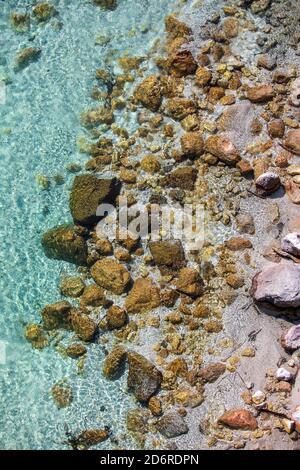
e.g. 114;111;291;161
16;0;300;450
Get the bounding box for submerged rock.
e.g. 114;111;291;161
81;107;114;127
127;352;162;402
41;301;72;330
32;3;57;22
165;98;197;121
251;264;300;308
76;428;109;448
156;412;189;438
103;345;127;379
70;310;97;342
60;276;85;298
10;12;30;32
14;47;41;71
149;240;185;269
166;49;197;77
281;325;300;352
205;136;240;165
70;174;120;226
24;324;49;349
106;305;128;329
80;284;110;308
218;409;258;430
161;166;198;190
126;409;150;433
125;278;160;313
282;233;300;257
51;382;73;408
91;258;131;294
181;132;204;159
134;75;162;112
41;224;88;265
66;343;87;359
92;0;118;10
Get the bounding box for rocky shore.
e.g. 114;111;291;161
20;0;300;450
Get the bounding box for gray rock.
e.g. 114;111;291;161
282;233;300;257
127;352;162;402
251;264;300;307
156;412;189;438
281;325;300;351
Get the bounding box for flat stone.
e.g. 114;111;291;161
251;264;300;308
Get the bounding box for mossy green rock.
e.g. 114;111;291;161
69;174;121;226
41;224;88;265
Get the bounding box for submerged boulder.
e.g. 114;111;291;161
69;174;120;226
251;264;300;308
41;301;72;330
70;310;97;342
91;258;131;294
14;47;41;71
149;240;185;269
161;166;198;190
41;224;88;266
32;3;57;21
92;0;118;10
127;352;162;402
24;324;49;349
103;345;127;379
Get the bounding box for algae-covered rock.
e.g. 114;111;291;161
125;278;160;313
81;107;114;127
93;0;118;10
181;132;204;159
66;343;87;358
24;324;49;349
79;284;110;308
41;224;88;265
70;310;97;342
60;276;85;298
10;12;30;32
134;75;162;112
51;382;73;408
76;428;110;448
69;174;120;226
165;98;197;121
91;258;131;294
106;305;128;329
127;351;162;402
161;166;198;190
127;409;150;433
41;301;72;330
103;345;127;379
32;3;57;22
14;47;41;71
166;49;197;77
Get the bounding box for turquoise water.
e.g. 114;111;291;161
0;0;176;450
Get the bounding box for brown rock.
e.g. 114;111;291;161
148;396;162;416
125;278;160;313
80;284;110;307
237;159;253;175
134;75;162;112
76;428;109;448
103;345;127;379
126;409;150;433
161;166;198;190
60;276;85;298
283;129;300;155
165;98;197;121
225;237;252;251
149;240;185;269
41;224;88;266
41;301;72;330
199;362;226;383
207;86;225;103
246;85;274;103
106;305;128;329
91;258;131;294
268;119;285;138
181;132;204;158
128;352;162;402
24;324;49;349
226;273;245;289
285;179;300;204
167;49;197;77
195;67;212;87
66;343;87;358
51;382;73;409
165;15;192;40
140;155;161;173
218;409;258;430
176;267;204;298
223;17;239;38
69;174;120;226
205;135;240;165
70;310;97;342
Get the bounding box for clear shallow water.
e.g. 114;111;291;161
0;0;176;450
